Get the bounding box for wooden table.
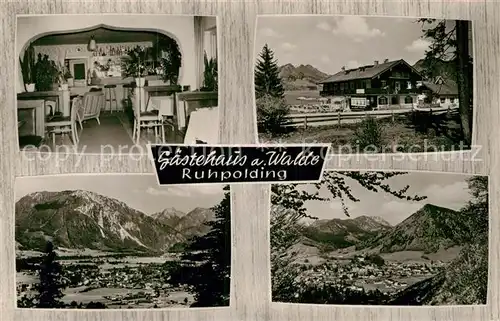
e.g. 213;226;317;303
17;90;71;116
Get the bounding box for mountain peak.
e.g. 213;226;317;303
278;63;330;90
355;215;392;227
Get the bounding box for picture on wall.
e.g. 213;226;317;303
254;16;474;154
15;175;231;309
270;171;488;305
16;14;219;154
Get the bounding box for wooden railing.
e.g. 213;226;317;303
281;107;458;128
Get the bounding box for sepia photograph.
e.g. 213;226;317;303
255;16;474;153
15;175;230;309
270;171;488;305
16;15;219;154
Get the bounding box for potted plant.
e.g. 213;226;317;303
64;66;74;87
200;51;218;92
19;44;36;92
121;45;150;87
197;51;218;107
34;54;60;91
154;39;182;85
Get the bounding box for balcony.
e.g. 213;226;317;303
320;87;417;96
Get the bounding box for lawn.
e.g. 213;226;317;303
259;113;467;154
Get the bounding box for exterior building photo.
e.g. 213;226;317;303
319;59;423;110
16;15;219;153
418;76;459;109
254;16;474;153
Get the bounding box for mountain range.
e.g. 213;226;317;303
278;63;330;90
294;203;462;255
15;190;216;253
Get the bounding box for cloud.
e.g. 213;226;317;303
332;16;385;41
316;21;332;31
145;185;222;198
259;27;282;38
329;199;358;216
146;186;191;197
421;181;470;209
405;38;432;53
320;54;331;63
346;60;360;69
379;200;424;225
281;42;297;51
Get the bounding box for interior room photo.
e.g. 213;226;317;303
16;15;219;153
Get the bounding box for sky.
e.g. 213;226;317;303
15;175;225;215
255;16;452;74
303;172;480;225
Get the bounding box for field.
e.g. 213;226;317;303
259;114;464;153
16;251;194;309
284;90;322;106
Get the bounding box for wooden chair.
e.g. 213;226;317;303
45;97;82;146
132;95;164;144
77;91;104;130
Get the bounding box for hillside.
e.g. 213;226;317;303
278;63;330;91
389;243;487;305
15;191;215;253
412;58;456;80
358;204;461;254
153;207;215;237
301;215;392;250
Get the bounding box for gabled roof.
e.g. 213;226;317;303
319;59;422;84
420;79;458;96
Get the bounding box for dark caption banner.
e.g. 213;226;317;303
149;145;329;185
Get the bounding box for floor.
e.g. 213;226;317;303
19;111;184;154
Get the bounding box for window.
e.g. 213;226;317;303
440;98;446;103
365;80;371;89
350;82;354;90
378;96;388;105
407;81;412;89
450;98;455;103
381;80;387;88
395;81;401;92
404;96;413;104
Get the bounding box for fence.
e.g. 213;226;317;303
284;108;458;128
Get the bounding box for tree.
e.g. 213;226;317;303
36;241;66;308
167;186;230;307
255;44;285;99
256;94;290;134
417;19;473;145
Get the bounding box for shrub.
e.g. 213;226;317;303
366;254;385;267
351;116;385;152
257;94;290;135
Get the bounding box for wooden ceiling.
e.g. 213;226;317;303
33;26;166;46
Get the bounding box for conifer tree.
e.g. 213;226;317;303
167;186;231;307
255;44;285;99
36;241;66;308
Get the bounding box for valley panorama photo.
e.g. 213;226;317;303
270;171;488;305
15;175;231;309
